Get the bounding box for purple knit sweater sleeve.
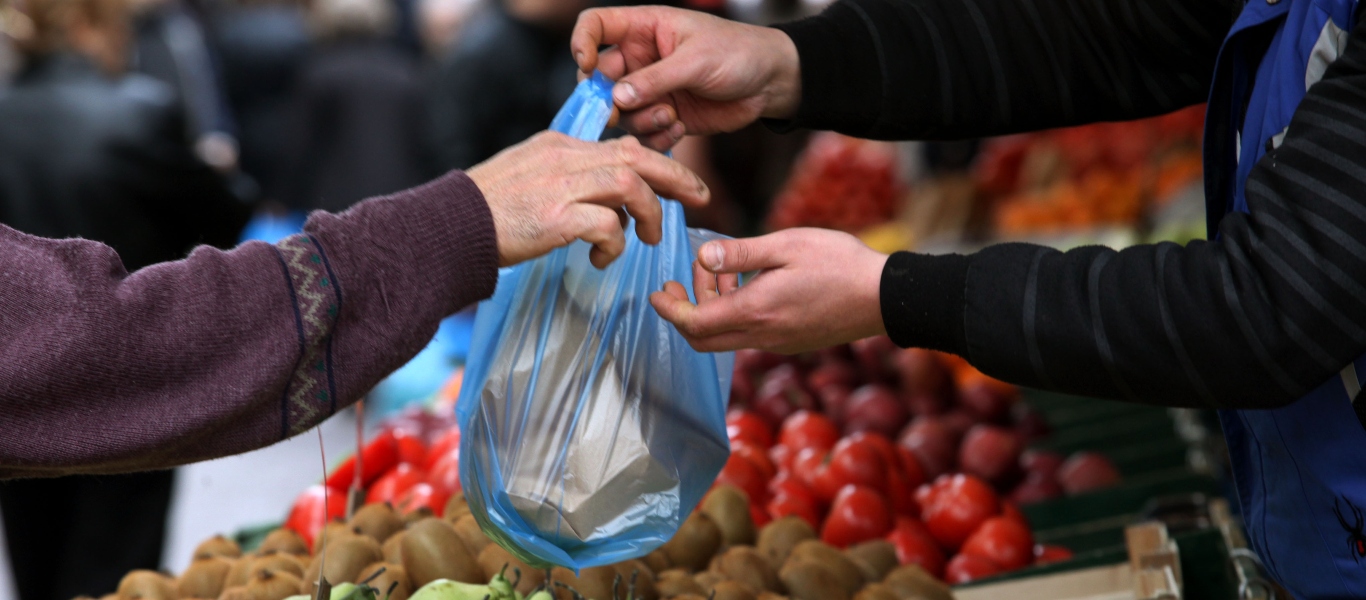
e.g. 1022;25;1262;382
0;170;498;478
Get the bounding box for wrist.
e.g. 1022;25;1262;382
760;27;802;120
857;248;891;339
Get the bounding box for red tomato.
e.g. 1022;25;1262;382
750;503;773;529
732;441;777;480
821;485;893;548
886;517;945;578
326;430;399;489
915;475;951;514
1033;544;1074;565
769;444;796;473
921;474;1000;551
284;485;347;551
895;446;928;490
886;467;919;518
392;428;427;467
960;517;1034;571
767;492;822;530
792;447;843;502
779;411;841;451
426;450;462;499
394;482;447;516
423;428;461;471
366;463;427;505
945;553;1003;585
768;471;816;503
827;437;889;495
1001;501;1028;528
716;453;769;504
727;410;775;448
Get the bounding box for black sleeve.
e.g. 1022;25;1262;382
883;10;1366;410
772;0;1241;140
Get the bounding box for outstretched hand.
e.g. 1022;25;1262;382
470;131;709;269
650;228;889;354
571;5;802;151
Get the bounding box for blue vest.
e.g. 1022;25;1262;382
1205;0;1366;596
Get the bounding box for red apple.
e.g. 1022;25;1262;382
898;417;958;479
850;336;896;382
844;384;909;438
730;373;755;408
1008;471;1063;505
808;360;859;392
735;349;785;378
753;364;817;429
1012;404;1051;442
958;425;1023;485
957;373;1019;423
1019;450;1064;478
892;348;953;399
1057;452;1121;495
817;385;852;428
904;392;949;417
940;409;976;440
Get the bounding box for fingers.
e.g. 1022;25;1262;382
571;161;662;244
605;137;709;208
663;280;690;302
614;58;703;112
694;260;720;303
618;103;678;136
568;203;628;269
640;127;684;153
570;8;621;72
718;272;740;295
595;47;628;81
698;234;788;274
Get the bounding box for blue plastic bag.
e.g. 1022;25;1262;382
456;72;733;570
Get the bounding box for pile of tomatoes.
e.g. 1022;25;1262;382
283;413;464;550
766;132;904;234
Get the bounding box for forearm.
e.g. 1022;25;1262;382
884;20;1366;408
0;170;497;478
773;0;1238;140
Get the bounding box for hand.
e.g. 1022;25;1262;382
571;6;801;151
650;228;889;354
469;131;709;268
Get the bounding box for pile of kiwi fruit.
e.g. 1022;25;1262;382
92;486;955;600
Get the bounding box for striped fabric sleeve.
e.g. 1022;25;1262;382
775;0;1240;139
883;8;1366;409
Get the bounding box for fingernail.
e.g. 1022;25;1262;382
614;82;638;107
668;122;686;140
652;109;669;130
702;243;724;271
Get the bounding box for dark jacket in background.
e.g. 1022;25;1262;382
0;53;246;269
425;4;580;170
133;0;236;141
282;38;434;212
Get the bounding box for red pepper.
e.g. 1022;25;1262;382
325;429;400;489
283;484;347;551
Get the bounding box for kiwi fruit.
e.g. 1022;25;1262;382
710;581;758;600
656;569;705;597
355;562;412;600
382;531;406;564
177;556;233;599
476;543;543;595
642;548;672;574
193;535;242;560
701;486;757;546
549;566;619;600
785;541;863;595
245;569;302;600
118;570;178;600
757;518;816;569
222;555;255;589
450;515;491;555
216;586;253;600
403;506;436;526
778;559;850;600
881;565;953;600
694;570;723;592
611;560;658;600
671;596;708;600
852;583;901;600
442;494;470;523
661;511;724;572
400;517;482;585
709;546;782;593
350;503;404;544
756;593;791;600
301;534;383;594
250;554;305;579
317;520;355;552
845;540;899;583
257;529;308;557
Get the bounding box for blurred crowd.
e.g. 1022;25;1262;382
0;0;829;598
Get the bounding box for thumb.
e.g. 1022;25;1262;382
613;53;704;111
698;236;786;274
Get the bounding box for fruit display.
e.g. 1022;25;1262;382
765;132;904;234
975;105;1206;236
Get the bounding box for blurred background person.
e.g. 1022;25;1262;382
0;0;248;594
414;0;474;58
277;0;433;212
210;0;307;202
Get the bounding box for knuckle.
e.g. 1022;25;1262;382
612;167;639;194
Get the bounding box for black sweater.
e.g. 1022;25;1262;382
774;0;1366;410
